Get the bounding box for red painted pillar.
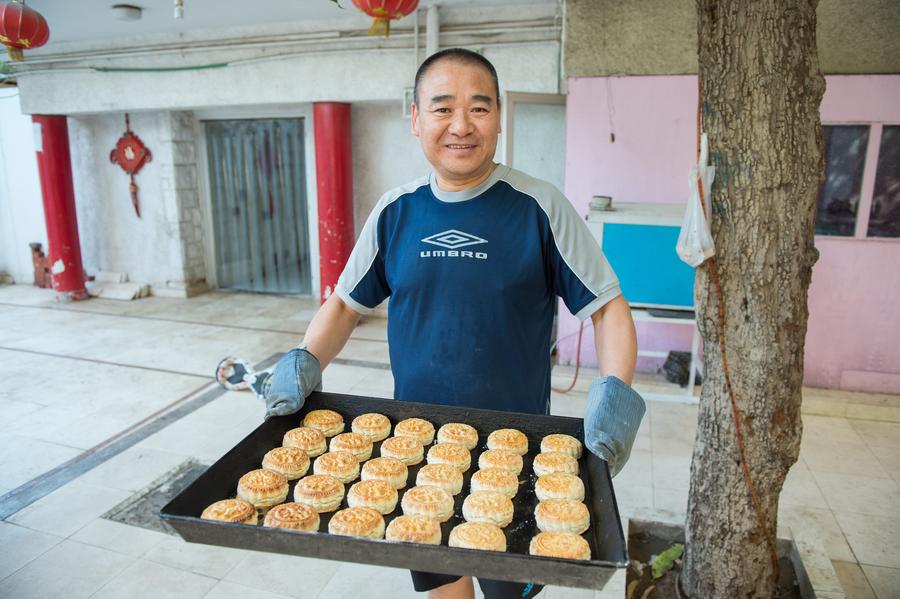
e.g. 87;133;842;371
313;102;354;304
32;115;87;301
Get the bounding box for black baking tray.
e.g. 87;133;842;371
160;391;627;589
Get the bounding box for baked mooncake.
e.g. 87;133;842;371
347;479;399;514
532;452;579;477
201;499;258;525
426;442;471;472
416;463;464;496
380;436;425;466
401;485;454;522
328;507;385;539
385;515;442;545
462;492;514;528
282;427;327;457
263;502;320;532
313;451;360;484
470;468;519;499
261;446;310;480
540;434;583;459
529;531;591;560
329;432;374;462
534;472;585;502
534;499;590;534
436;422;479;450
486;428;528;456
302;409;345;437
448;522;506;552
478;449;524;475
361;457;409;490
394;418;435;445
236;469;289;509
293;474;345;512
351;413;392;442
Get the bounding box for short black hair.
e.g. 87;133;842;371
413;48;500;107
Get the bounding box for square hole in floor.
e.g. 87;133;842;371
103;459;208;535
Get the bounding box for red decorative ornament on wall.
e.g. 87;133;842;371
109;113;152;218
352;0;418;37
0;0;49;61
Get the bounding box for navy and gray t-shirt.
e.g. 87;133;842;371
336;164;621;415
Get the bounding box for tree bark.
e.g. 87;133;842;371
683;1;825;597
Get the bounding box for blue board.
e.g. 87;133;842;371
601;223;695;309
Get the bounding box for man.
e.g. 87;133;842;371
263;48;644;599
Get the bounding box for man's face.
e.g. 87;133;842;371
411;59;501;190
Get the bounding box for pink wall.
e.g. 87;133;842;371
561;74;900;394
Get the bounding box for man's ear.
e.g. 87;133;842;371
411;102;420;136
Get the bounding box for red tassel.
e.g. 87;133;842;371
129;178;141;218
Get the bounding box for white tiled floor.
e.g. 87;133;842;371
1;284;899;598
0;539;134;599
223;551;342;598
0;521;60;579
92;559;220;599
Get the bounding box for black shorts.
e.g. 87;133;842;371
410;570;543;598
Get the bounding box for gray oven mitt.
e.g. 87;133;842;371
584;376;646;477
262;348;322;420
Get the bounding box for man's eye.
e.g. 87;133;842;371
434;108;451;114
472;107;489;113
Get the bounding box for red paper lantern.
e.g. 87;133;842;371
0;1;49;62
352;0;419;37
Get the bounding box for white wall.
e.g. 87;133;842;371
18;43;560;116
68;111;208;294
62;102;432;292
0;91;45;284
10;4;563;296
69;112;169;284
509;99;566;192
18;3;561;115
351;101;431;233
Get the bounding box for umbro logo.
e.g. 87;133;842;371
420;229;488;260
421;229;487;249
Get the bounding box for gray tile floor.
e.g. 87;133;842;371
1;285;898;598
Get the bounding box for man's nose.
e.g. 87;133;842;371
448;111;474;136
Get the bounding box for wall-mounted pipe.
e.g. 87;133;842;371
426;5;439;57
19;17;559;69
413;6;420;67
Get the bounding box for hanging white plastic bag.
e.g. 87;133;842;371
677;133;716;267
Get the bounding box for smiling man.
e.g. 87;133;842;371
262;48;645;599
411;57;500;191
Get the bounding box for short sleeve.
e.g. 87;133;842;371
335;197;391;314
543;189;622;319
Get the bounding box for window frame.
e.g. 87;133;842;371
817;121;900;242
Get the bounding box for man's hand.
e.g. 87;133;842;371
584;375;645;477
263;348;322;419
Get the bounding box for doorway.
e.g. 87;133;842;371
204;118;312;294
503;92;566;191
502;93;567;345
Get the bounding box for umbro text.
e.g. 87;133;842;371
419;250;488;260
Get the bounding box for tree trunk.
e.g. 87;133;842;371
683;1;825;597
